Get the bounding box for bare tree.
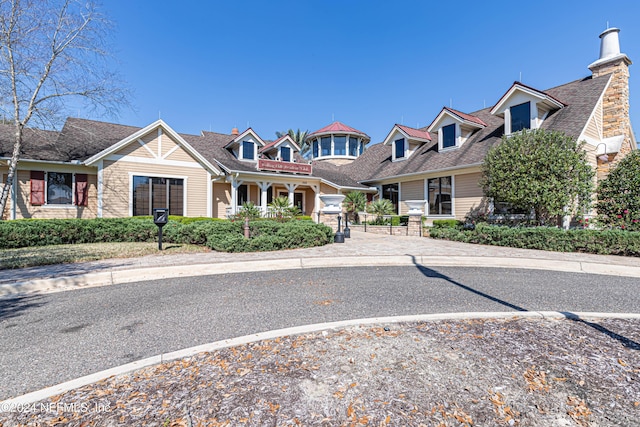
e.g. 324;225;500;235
0;0;126;217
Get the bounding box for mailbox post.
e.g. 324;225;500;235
153;208;169;250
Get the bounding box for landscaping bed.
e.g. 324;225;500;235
0;217;333;254
2;316;638;426
429;223;640;257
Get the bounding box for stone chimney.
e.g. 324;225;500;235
588;27;633;165
231;127;239;135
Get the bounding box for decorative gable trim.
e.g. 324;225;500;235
84;120;223;176
225;128;266;149
382;124;431;146
490;82;566;117
259;135;301;153
427;107;487;133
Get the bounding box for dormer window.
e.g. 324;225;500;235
242;140;255;160
394;138;406;160
442;124;456;149
490;82;565;135
510;102;531;133
280;146;291;162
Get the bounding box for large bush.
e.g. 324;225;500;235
0;217;158;249
429;223;640;257
481;129;594;225
0;217;333;253
596;150;640;231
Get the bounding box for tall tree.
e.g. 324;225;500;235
480;129;594;225
0;0;126;217
275;128;309;157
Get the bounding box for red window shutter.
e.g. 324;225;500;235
75;174;88;206
30;171;45;205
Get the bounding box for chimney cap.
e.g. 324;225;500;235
588;26;631;71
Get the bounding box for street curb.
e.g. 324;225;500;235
2;255;640;298
2;311;640;407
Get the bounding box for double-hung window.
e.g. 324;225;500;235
280;146;291;162
442;124;456;149
394;138;405;159
242;141;255;160
510;102;530;133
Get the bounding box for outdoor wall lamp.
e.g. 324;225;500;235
595;142;609;163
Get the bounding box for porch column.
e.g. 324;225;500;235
257;181;272;215
231;178;243;215
311;184;319;223
284;183;298;206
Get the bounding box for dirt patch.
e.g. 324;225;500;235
2;317;639;426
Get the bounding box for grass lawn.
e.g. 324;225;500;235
0;242;210;270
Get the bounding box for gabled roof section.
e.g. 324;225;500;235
340;75;610;183
224;128;266;148
307;121;370;140
427;107;487;132
84;119;223;175
382;124;432;146
260;134;301;153
490;81;566;116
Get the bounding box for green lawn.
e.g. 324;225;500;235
0;242;210;270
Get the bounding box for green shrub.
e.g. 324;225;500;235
0;217;158;249
432;219;463;229
429;223;640;257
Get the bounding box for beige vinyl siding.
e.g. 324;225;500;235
140;131;160;154
163;134;198;163
1;168;11;219
454;172;484;220
115;140;155;158
584;100;603;140
399;179;424;215
13;169;98;219
213;182;231;219
303;188;315;217
101;160;209;218
250;184;260;205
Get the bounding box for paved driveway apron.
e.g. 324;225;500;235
1;262;639;400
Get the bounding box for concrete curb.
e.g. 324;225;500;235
2;255;640;298
2;311;640;407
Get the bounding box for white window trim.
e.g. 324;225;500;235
312;135;361;160
438;123;459;152
425;175;456;217
392;138;407;162
128;172;189;217
240;140;257;162
42;171;77;208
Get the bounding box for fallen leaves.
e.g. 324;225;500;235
523;366;550;393
567;396;592;426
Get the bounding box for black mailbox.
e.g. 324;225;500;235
153;208;169;226
153;208;169;250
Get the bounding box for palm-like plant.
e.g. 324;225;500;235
268;196;300;221
366;199;395;224
232;202;262;221
275;129;310;158
343;191;367;224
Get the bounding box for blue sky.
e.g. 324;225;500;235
101;1;640;144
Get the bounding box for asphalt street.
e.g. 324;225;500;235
1;265;639;400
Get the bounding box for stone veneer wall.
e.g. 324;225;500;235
590;57;634;169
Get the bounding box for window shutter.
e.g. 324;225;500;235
30;171;45;205
75;174;88;206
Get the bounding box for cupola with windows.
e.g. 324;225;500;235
306;121;370;165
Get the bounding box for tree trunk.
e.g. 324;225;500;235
0;124;23;220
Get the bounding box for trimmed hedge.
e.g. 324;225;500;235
432;219;463;229
0;217;334;253
429;223;640;256
0;218;158;249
